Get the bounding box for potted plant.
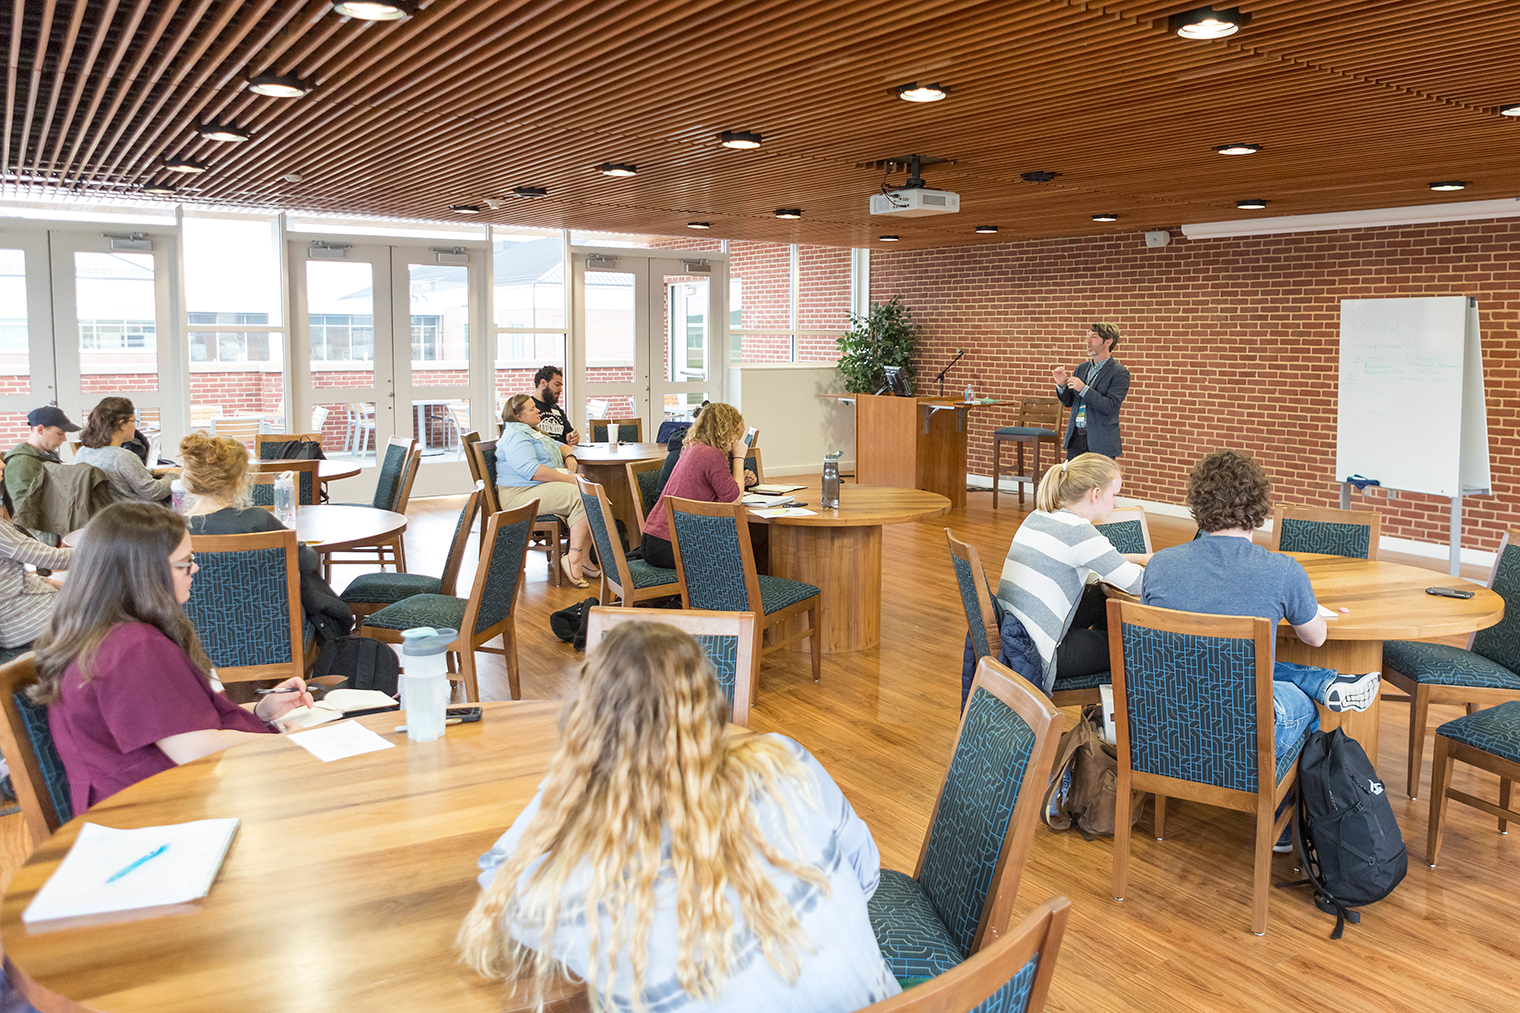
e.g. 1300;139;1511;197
836;296;920;394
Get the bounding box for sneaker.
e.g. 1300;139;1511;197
1272;825;1294;854
1322;671;1381;713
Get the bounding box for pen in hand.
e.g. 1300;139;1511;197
105;844;169;883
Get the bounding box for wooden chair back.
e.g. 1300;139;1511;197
372;436;417;511
470;438;503;514
309;405;331;432
1094;504;1153;554
585;607;760;726
577;475;636;595
664;497;764;616
248;458;321;506
190;404;222;428
913;657;1064;955
393;444;423;515
255;432;323;457
1018;397;1063;431
440;483;484;597
744;448;764;484
461;430;483;484
0;653;72;846
946;528;1001;664
1269;504;1381;559
858;897;1071;1013
458;502;537;699
589;417;643;443
184;529;304;683
626;457;665;536
214;417;262;447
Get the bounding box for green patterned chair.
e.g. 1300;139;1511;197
358;502;535;701
665;496;821;684
589;418;642;443
184;528;305;685
868;658;1063;986
470;435;563;587
327;436;419;578
576;476;680;607
1093;505;1152;555
1384;526;1520;798
857;897;1070;1013
1426;700;1520;867
341;485;482;621
1269;504;1380;559
585;607;759;726
626;457;665;537
0;653;75;847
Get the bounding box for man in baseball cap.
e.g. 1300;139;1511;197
4;406;81;522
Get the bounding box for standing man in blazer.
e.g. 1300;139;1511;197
1053;323;1130;459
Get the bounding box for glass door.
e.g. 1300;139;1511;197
653;257;722;430
0;230;58;447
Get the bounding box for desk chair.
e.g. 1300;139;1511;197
589;417;642;443
585;607;759;726
360;503;535;701
1384;527;1520;798
347;402;377;455
665;496;821;684
184;529;306;684
1269;504;1380;559
342;485;482;621
869;657;1063;981
991;399;1064;509
213;417;263;448
859;897;1070;1013
577;476;680;607
627;457;665;536
326;437;419;578
0;653;74;846
1094;505;1153;555
249;458;321;507
1426;700;1520;867
1108;599;1304;935
470;436;563;586
309;405;331;434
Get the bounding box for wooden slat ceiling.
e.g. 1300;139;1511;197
3;0;1518;248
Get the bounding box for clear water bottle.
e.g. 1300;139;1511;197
964;383;975;403
273;471;297;529
821;451;842;510
170;478;190;514
399;627;456;742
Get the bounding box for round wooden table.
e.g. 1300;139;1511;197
753;480;950;654
316;460;361;483
568;442;666;537
0;702;575;1013
294;504;407;554
1278;552;1504;757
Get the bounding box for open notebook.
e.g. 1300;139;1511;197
275;688;398;731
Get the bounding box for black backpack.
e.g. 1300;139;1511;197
550;597;601;651
265;437;326;461
313;635;400;696
1287;728;1407;938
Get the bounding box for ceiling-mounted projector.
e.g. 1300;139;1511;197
870;188;960;216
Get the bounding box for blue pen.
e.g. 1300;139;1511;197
105;843;169;884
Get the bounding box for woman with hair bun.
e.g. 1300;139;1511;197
458;621;898;1012
994;453;1147;695
179;433;351;638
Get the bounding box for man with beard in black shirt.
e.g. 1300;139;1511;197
530;365;580;447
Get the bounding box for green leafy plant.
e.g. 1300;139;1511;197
835;296;921;394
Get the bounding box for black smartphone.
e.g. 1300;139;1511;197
446;706;484;722
1425;587;1475;599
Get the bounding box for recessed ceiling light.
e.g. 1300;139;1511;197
598;163;637;177
1429;181;1468;191
140;182;178;196
719;131;762;149
1501;103;1520;117
163;157;207;174
1169;6;1250;39
283;172;304;182
975;225;999;234
332;0;413;20
1215;142;1260;155
1236;198;1269;209
879;235;899;241
774;208;802;219
1020;171;1058;183
450;204;482;213
247;72;310;98
197;121;250;142
1091;213;1118;222
513;186;548;198
686;221;711;229
897;82;947;103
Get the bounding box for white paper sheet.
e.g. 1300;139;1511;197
1318;604;1337;619
752;507;817;518
287;719;396;762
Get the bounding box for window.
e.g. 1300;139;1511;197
309;314;375;363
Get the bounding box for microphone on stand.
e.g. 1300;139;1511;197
935;349;966;397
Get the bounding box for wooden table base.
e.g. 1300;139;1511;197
770;524;883;654
1277;638;1384;760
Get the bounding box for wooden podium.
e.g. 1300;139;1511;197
823;393;998;509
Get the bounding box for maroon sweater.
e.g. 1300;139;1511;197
643;443;741;542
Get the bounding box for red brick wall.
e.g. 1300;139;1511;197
870;217;1520;553
797;245;851;361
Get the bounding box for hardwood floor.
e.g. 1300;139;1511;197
3;487;1516;1011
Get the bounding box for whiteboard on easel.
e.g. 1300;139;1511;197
1335;296;1489;499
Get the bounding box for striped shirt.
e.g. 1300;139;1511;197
0;521;72;649
995;509;1143;692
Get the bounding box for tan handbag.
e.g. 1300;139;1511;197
1041;704;1146;839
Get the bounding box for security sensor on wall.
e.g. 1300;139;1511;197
1144;230;1172;248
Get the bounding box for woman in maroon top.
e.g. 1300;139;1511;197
30;502;313;813
641;402;757;570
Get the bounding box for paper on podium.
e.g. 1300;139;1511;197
23;818;240;923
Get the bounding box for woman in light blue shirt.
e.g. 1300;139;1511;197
495;394;594;587
459;622;900;1013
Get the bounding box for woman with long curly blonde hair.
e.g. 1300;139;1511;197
639;402;758;571
459;622;898;1012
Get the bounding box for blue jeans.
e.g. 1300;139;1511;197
1272;662;1335;760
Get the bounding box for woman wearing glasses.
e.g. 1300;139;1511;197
29;502;311;813
72;396;179;504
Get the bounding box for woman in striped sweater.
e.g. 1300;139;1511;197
996;453;1147;693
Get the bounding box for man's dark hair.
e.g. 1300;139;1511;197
533;365;562;387
1187;449;1273;533
1091;322;1121;351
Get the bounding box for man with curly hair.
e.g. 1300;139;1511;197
1141;450;1379;848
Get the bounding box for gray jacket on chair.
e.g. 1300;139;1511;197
1057;356;1131;457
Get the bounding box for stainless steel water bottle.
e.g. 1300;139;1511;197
821;451;842;509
